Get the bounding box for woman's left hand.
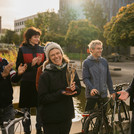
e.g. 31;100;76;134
62;90;77;96
62;82;77;96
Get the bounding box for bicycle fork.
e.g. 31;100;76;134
81;113;90;133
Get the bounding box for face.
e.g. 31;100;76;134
29;35;40;46
91;44;103;59
49;48;63;66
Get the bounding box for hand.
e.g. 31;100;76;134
63;82;77;96
18;63;27;75
117;91;129;100
110;93;116;100
90;89;99;96
37;54;43;65
62;90;77;96
1;62;14;78
70;82;76;91
32;57;39;66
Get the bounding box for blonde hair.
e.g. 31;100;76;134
88;40;103;52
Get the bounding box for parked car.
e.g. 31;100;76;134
107;53;121;62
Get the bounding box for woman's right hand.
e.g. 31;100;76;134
90;89;99;96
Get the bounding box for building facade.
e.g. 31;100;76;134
14;14;37;34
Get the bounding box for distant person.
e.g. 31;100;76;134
16;27;45;134
117;79;134;134
82;40;115;112
0;57;27;134
38;42;81;134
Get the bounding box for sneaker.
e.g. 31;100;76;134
36;129;44;134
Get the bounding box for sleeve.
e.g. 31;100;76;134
38;72;64;105
16;48;24;70
36;66;42;91
106;62;115;94
0;58;21;82
126;78;134;95
0;58;8;80
16;48;33;71
82;60;94;93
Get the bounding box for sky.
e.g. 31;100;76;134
0;0;59;30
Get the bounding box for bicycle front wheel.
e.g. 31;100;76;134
83;113;110;134
118;101;130;134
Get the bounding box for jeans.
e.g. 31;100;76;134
85;97;108;111
21;107;42;133
0;104;15;134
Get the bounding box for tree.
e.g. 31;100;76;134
24;10;61;43
0;30;20;44
83;0;107;31
104;3;134;47
59;7;78;35
65;19;100;67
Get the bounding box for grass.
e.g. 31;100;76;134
65;52;88;60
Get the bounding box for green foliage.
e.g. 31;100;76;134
0;30;20;44
83;0;107;30
43;32;65;47
59;7;78;35
65;19;100;52
104;3;134;47
67;52;87;60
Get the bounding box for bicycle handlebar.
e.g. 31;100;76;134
114;83;129;92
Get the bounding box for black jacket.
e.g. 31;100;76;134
16;43;45;107
127;78;134;110
0;58;21;108
16;43;45;82
38;63;81;123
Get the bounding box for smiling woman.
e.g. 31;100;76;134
38;42;81;134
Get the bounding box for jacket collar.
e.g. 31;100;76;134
87;54;102;61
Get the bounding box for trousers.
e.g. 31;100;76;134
21;107;42;133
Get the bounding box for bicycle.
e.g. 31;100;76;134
0;109;29;134
81;94;112;134
111;83;130;134
81;83;130;134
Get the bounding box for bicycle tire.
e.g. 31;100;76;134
83;112;110;134
118;101;130;134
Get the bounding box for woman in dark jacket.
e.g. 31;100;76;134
38;42;81;134
16;27;45;134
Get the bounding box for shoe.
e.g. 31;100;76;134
36;129;44;134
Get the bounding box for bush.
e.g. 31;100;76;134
0;49;17;69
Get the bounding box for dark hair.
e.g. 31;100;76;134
20;27;42;46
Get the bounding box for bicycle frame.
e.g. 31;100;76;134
111;83;130;134
0;109;29;134
81;95;112;133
